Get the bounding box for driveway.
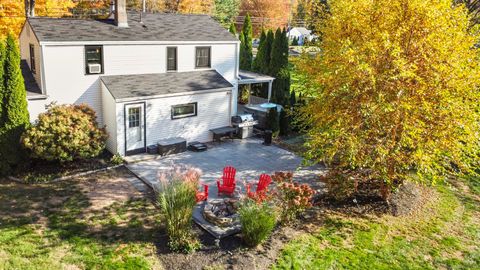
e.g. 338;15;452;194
126;138;325;196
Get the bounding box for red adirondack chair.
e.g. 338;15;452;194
196;184;209;202
217;166;237;196
247;174;272;199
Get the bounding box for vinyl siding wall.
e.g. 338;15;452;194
101;84;117;154
27;42;239;125
115;89;232;156
19;23;42;91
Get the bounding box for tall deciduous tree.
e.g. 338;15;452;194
299;0;480;195
240;13;253;70
0;0;76;38
0;34;30;175
240;0;291;34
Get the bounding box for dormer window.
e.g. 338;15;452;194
85;45;103;75
29;44;36;74
195;47;211;68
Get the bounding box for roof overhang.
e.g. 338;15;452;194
238;70;275;85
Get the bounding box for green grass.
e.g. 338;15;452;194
273;183;480;270
0;177;163;270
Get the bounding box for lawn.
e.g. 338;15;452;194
273;179;480;270
0;168;163;270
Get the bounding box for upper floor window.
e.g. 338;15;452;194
29;44;36;74
85;45;103;75
167;47;177;71
195;47;211;68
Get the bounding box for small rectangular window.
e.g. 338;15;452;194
167;47;177;71
85;45;103;74
195;47;211;68
171;102;197;119
29;44;36;74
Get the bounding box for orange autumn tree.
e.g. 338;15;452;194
240;0;291;34
298;0;480;198
0;0;75;38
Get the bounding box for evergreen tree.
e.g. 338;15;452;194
265;107;279;133
290;89;297;107
229;22;237;35
0;34;30;175
252;30;266;72
292;36;298;46
0;40;5;127
270;28;291;105
279;109;289;136
239;14;253;70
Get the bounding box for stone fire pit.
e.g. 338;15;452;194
193;198;242;241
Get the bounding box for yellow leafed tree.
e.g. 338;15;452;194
298;0;480;197
0;0;76;38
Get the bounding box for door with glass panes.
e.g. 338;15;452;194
125;103;145;154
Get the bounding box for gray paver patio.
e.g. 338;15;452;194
126;138;325;196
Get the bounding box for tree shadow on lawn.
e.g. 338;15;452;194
0;177;164;249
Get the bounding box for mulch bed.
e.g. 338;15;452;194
11;150;119;183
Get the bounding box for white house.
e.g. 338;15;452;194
286;27;314;45
19;0;274;156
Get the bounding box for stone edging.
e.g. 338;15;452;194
8;164;125;184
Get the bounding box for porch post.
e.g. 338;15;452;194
267;80;273;102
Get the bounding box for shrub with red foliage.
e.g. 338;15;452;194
271;171;316;223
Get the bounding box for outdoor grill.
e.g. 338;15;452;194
231;114;258;139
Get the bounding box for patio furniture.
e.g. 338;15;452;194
188;141;208;152
210;126;236;143
217;166;237;196
247;174;272;199
196;184;209;202
157;137;186;156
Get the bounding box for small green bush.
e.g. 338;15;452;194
158;167;200;253
239;200;277;247
279;109;290;136
266;107;279;133
21;103;108;162
110;153;124;165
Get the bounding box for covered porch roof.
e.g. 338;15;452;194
238;70;275;103
238;70;275;85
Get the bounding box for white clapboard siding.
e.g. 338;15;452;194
101;84;117;154
115;90;232;156
30;43;238;125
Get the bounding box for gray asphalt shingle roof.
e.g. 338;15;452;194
101;70;233;100
27;12;238;42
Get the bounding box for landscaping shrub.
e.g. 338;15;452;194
271;172;316;223
266;107;279;133
21;103;108;162
279;109;290;136
238;199;277;247
158;167;201;253
110;153;124;165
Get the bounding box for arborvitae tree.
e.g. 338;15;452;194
252;30;266;72
270;28;284;76
269;28;291;105
239;14;253;70
229;22;237;35
292;36;299;46
290;89;297;107
0;40;5;127
0;33;30;175
262;30;274;74
279;109;289;136
265;107;279;133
